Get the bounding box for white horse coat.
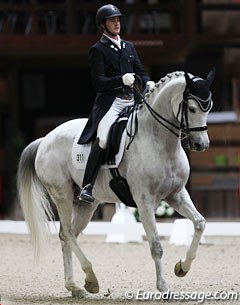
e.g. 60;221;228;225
17;70;215;297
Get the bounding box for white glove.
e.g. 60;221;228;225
146;80;155;90
122;73;135;87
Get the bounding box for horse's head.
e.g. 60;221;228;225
180;68;215;152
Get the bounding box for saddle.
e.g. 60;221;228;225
105;106;137;208
105;106;131;164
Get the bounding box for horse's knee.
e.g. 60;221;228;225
195;218;206;232
151;239;163;260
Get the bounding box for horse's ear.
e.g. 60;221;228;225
184;71;192;87
206;67;216;87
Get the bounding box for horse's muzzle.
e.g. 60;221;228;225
189;137;209;152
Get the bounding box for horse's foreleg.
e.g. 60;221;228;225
137;204;168;292
167;188;206;277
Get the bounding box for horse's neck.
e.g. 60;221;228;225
139;78;185;142
152;77;184;115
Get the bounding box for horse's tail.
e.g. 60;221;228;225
17;138;54;260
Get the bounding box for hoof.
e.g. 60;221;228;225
72;289;87;298
174;261;188;277
84;280;99;294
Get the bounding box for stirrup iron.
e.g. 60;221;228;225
79;184;95;203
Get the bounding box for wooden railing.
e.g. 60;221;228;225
189;122;240;218
0;0;195;35
201;0;240;35
1;1;240;36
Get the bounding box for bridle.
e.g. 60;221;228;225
126;76;212;148
176;87;212;137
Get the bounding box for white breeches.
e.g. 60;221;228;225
97;97;134;149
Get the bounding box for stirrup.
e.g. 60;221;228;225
78;184;95;203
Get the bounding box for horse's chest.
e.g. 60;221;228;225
164;173;184;191
161;161;189;191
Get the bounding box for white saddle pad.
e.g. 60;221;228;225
72;130;127;170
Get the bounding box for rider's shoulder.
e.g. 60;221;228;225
91;40;102;49
121;39;133;46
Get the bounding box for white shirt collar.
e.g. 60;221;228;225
103;33;121;49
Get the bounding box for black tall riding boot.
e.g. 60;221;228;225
79;138;105;203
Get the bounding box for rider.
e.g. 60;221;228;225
78;4;155;203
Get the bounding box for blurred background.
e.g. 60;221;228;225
0;0;239;220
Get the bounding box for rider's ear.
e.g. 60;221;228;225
206;67;216;87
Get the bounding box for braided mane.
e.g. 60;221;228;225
145;71;185;101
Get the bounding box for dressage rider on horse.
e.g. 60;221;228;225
78;4;155;203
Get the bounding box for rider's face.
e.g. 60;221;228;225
104;16;121;37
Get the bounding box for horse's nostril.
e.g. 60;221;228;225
194;143;202;151
193;142;204;151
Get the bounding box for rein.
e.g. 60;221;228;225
126;76;210;148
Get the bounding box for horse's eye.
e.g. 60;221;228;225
189;107;196;114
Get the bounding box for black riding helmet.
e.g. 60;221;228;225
96;4;124;28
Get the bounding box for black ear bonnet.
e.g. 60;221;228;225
184;68;215;112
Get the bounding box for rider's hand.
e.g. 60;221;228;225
146;80;155;90
122;73;135;87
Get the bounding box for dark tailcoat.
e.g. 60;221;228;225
78;35;150;144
